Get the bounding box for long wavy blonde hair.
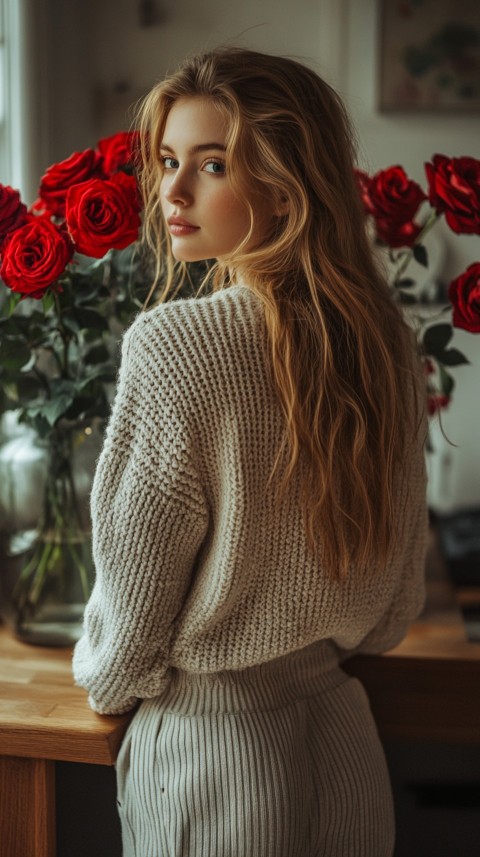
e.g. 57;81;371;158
136;47;425;580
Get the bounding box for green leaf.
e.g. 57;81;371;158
7;293;22;317
77;362;117;389
423;323;452;357
84;344;111;364
42;292;55;314
37;330;61;350
50;377;76;397
26;309;46;327
73;307;109;331
397;278;416;289
0;339;32;370
29;413;54;438
26;392;76;427
73;277;111;305
413;244;429;267
438;348;470;367
62;312;80;335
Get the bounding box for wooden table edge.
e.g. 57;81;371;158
0;716;130;765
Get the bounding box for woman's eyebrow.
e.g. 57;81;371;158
160;142;227;154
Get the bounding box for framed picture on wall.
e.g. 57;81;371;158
378;0;480;112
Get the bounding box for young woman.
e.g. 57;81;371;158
73;47;428;857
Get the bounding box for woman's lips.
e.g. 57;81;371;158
168;217;199;236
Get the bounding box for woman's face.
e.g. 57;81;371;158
159;97;267;262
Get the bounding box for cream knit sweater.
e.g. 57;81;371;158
73;284;428;715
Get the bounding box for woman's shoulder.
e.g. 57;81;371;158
126;284;262;354
121;284;265;391
144;283;258;322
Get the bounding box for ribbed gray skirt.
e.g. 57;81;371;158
115;640;395;857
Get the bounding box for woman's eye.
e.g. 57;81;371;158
162;156;179;169
203;160;226;175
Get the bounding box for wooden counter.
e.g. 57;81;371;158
0;629;129;764
0;531;479;856
346;587;480;744
346;533;480;744
0;628;130;857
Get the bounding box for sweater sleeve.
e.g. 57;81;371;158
72;315;209;714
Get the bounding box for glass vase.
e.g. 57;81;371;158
0;420;98;646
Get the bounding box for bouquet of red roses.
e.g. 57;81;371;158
0;132;150;433
0;132;158;643
356;154;480;416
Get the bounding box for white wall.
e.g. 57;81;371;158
84;0;326;138
335;0;480;512
46;0;480;512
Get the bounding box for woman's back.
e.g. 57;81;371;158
74;284;427;717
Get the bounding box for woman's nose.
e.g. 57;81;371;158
164;172;193;206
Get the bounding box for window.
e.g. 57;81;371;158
0;0;50;202
0;0;23;192
0;0;7;183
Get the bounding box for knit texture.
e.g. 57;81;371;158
72;284;428;715
116;642;395;856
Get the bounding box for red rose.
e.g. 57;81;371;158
29;197;55;218
448;262;480;333
375;218;422;248
0;185;28;247
354;169;374;214
97;132;141;175
425;154;480;235
0;219;73;299
65;172;141;258
427;393;450;417
355;166;426;247
38;149;104;218
358;165;426;223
